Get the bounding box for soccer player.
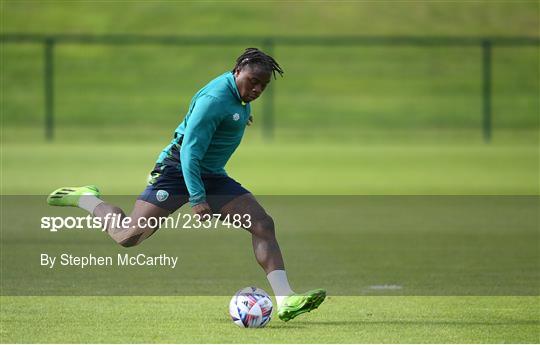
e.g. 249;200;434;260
47;48;325;321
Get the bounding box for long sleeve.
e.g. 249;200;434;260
179;94;223;206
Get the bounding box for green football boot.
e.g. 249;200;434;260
47;185;101;207
278;288;326;322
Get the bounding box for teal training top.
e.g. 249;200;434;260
156;72;251;206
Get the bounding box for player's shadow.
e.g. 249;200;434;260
215;317;308;329
267;323;307;329
292;319;538;326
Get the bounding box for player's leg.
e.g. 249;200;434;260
220;193;284;273
48;164;189;246
47;185;171;247
219;193;326;321
93;199;170;247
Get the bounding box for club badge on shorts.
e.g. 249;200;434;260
156;190;169;202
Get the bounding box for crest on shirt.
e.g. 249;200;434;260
232;113;240;121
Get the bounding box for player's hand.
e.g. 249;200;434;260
192;202;212;217
247;115;254;126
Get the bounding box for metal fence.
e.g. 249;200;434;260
2;34;539;142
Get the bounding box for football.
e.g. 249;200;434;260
229;287;273;328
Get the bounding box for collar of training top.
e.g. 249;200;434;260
226;71;246;105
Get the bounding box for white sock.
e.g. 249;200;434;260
267;270;294;307
78;195;104;214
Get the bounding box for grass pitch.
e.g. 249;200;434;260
2;129;538;195
1;296;539;343
1;134;539;343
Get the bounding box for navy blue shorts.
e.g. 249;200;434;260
138;164;250;213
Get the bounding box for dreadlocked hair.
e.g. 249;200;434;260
232;47;284;79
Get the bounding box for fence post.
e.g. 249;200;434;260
482;40;492;143
262;38;275;141
44;37;55;141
